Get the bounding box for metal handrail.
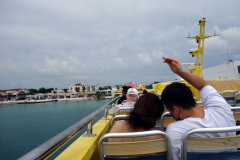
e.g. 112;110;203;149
182;126;240;160
18;95;121;160
98;130;172;160
234;92;240;106
121;100;127;104
160;111;171;131
230;106;240;110
160;108;239;132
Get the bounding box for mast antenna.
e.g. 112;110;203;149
227;48;233;63
186;0;190;36
184;17;220;78
213;0;216;35
200;1;203;18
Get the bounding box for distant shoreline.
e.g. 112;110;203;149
0;97;112;105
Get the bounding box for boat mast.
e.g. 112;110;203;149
185;17;219;77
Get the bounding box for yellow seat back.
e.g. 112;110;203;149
117;112;130;115
163;117;176;126
187;135;240;151
233;112;240;121
102;139;167;156
98;130;172;160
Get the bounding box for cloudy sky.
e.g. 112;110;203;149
1;0;240;90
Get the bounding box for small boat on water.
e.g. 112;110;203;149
17;99;52;104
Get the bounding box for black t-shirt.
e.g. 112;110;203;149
117;96;126;104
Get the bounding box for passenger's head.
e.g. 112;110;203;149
126;88;138;102
122;86;131;96
161;82;196;111
143;90;148;94
128;93;164;130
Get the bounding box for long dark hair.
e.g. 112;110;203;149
128;93;164;131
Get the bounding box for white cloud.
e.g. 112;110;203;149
152;50;165;60
68;56;77;62
33;55;87;76
137;53;152;67
113;58;127;68
99;64;110;73
221;27;240;41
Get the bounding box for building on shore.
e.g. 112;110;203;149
98;88;118;99
123;82;144;90
0;89;30;101
0;89;22;94
49;82;99;99
68;82;99;92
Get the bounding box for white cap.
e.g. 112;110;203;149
127;88;138;95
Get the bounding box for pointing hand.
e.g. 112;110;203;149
162;57;182;74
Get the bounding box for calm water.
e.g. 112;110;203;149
0;99;112;160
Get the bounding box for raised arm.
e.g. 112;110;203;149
162;57;208;91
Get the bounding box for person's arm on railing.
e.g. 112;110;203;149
162;57;208;91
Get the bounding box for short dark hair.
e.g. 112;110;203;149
122;86;132;94
161;82;196;110
128;93;164;130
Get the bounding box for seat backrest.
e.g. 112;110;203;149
98;130;172;160
116;107;133;116
230;107;240;122
111;115;129;127
160;112;176;131
220;91;236;106
182;126;240;160
233;112;240;121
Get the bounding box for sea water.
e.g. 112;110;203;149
0;99;112;160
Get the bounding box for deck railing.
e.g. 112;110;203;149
18;96;120;160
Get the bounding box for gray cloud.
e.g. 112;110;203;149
0;0;240;89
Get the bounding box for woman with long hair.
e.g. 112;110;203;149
109;93;164;142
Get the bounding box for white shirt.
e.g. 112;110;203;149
108;102;135;115
166;85;236;160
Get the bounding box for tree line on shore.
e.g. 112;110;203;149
28;88;56;94
23;83;156;95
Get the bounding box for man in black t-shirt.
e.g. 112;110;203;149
117;86;132;104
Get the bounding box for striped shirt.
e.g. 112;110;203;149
108;102;135;115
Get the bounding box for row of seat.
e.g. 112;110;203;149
219;90;240;107
114;106;240;129
100;105;240;160
99;123;240;160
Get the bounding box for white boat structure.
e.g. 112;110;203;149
17;99;52;104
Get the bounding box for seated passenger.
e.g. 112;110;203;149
161;57;236;160
109;88;138;115
117;86;132;104
109;93;164;142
